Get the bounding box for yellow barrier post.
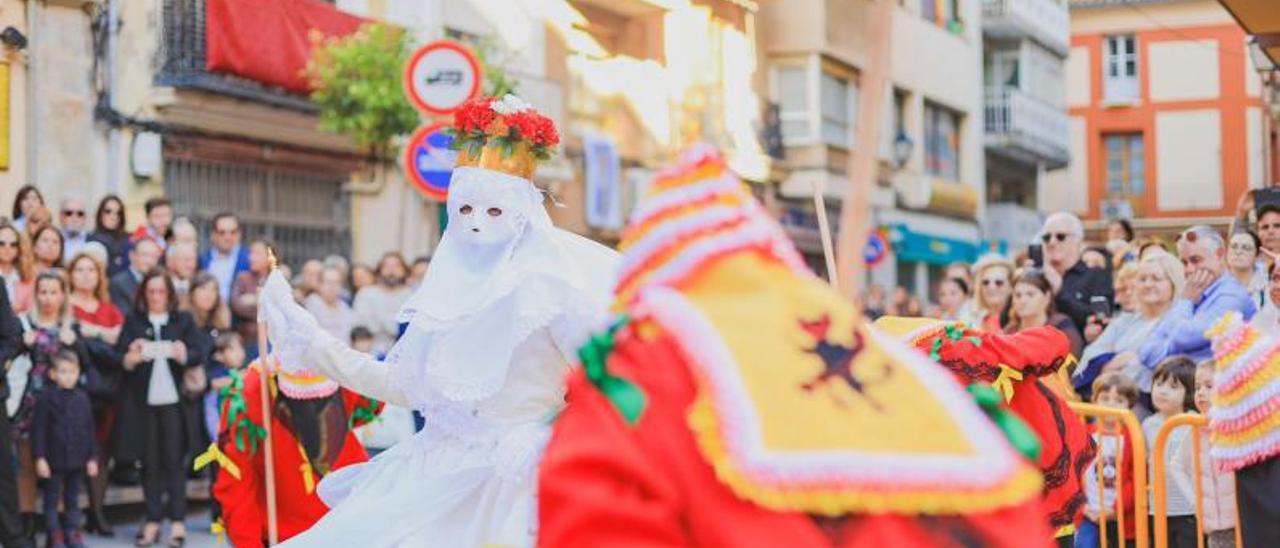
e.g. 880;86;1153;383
1069;402;1149;548
1151;413;1208;548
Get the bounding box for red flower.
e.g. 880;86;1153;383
505;111;541;142
454;97;497;133
531;115;560;147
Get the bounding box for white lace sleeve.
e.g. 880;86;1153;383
300;336;410;407
261;271;410;407
548;306;604;368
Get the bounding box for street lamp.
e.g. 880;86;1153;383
892;132;914;169
1249;37;1275;76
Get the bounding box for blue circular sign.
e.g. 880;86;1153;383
863;231;889;267
403;123;456;201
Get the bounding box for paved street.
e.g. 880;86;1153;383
86;505;219;548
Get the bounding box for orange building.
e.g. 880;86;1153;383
1051;0;1274;235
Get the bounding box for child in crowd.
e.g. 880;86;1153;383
1142;356;1198;548
1172;361;1236;548
203;332;247;442
350;326;375;355
202;332;246;532
32;349;97;548
1076;373;1138;548
350;326;415;457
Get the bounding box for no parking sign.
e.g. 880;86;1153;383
403;123;456;201
863;230;890;268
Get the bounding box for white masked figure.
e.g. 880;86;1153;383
259;95;618;546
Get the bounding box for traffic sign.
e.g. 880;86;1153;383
403;40;483;115
863;230;890;268
403;123;456;201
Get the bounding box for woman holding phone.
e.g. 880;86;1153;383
115;269;200;547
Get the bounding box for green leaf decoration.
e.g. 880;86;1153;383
349;398;382;429
966;384;1042;462
577;315;647;425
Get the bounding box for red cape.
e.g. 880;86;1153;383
538;324;1053;548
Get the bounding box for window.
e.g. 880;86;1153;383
1104;35;1139;102
775;66;811;144
820;72;855;148
1104;133;1145;201
924;102;961;180
921;0;961;29
774;62;857;148
985;49;1020;91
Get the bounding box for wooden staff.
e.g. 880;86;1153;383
257;248;280;545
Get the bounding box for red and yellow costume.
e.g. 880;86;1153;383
875;317;1097;531
207;359;381;547
539;147;1053;547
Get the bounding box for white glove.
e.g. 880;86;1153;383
260;271;319;368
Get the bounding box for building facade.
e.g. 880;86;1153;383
761;0;987;297
982;0;1071;252
0;0;773;268
1053;0;1273;235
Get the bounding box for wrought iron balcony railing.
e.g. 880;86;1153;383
157;0;317;112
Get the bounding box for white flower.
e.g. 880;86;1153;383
491;94;532;115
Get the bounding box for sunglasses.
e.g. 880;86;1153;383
1041;232;1071;243
61;210;85;218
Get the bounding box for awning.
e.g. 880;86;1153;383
885;223;980;266
1220;0;1280;65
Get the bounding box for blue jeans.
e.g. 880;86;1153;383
41;469;84;534
1074;518;1131;548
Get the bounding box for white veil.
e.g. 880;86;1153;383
387;166;619;405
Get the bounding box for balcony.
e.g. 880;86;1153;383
984;88;1070;170
157;0;317;112
982;0;1070;56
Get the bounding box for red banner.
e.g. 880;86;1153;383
205;0;366;94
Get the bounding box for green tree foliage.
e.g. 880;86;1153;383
304;23;420;157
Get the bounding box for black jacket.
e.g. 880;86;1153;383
1055;261;1115;335
0;289;21;400
32;387;96;471
112;310;201;462
108;269;141;319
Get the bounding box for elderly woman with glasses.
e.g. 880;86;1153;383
1226;229;1268;306
1074;256;1179;401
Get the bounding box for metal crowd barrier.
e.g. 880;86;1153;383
1068;402;1150;548
1149;413;1244;548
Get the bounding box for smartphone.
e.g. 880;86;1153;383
1256;187;1280;217
1089;296;1111;320
1028;244;1044;268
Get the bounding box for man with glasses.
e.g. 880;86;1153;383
1139;226;1257;365
58;196;89;264
1038;212;1114;335
199;212;250;300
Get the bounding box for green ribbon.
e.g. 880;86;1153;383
349;398;382;429
967;383;1041;462
578;315;647;426
220;369;267;455
929;322;983;361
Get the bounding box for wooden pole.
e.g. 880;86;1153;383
257;249;280;546
812;178;839;289
835;0;895;300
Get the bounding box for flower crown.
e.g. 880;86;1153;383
449;95;561;180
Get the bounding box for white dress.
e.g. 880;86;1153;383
280;324;577;547
261;163;619;547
